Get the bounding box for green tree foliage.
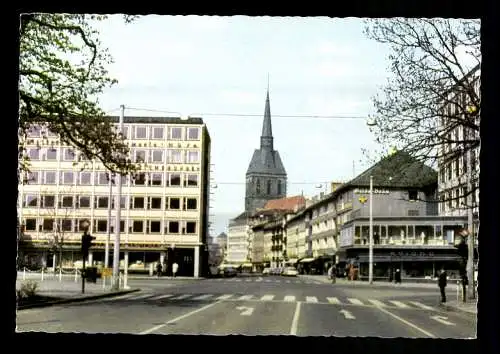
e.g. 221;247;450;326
362;19;480;205
18;13;139;174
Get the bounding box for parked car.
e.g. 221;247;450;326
282;267;298;277
220;266;238;277
262;267;271;276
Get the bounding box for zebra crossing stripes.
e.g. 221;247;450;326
170;294;191;300
327;297;341;305
306;296;319;303
149;294;174;301
409;301;434;310
284;296;296;302
132;293;156;300
191;294;214;300
216;294;233;300
261;295;275;301
238;295;253;300
368;299;388;307
389;300;410;308
347;298;365;306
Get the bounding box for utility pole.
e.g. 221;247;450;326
104;172;113;288
112;105;125;290
466;145;476;300
368;175;374;284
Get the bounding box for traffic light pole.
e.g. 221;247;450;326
82;252;86;294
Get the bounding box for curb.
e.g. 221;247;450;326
17;288;141;311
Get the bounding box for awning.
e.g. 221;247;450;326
241;263;253;267
299;258;315;263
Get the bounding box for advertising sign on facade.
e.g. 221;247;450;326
340;226;354;247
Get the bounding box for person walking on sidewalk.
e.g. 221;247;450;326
156;261;162;278
438;268;447;303
394;269;402;284
172;262;178;278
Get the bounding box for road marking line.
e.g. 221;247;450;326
389;300;410;308
409;301;435;311
129;293;155;300
235;279;242;282
245;279;252;282
290;301;302;335
149;294;174;301
368;299;388;307
264;280;271;283
170;294;191;300
327;297;342;305
261;295;275;301
286;280;291;283
284;295;296;302
217;294;233;300
374;306;436;338
274;280;281;283
339;309;356;319
347;298;364;306
191;294;214;300
306;296;318;303
139;300;223;335
104;293;138;301
430;315;456;326
238;295;253;300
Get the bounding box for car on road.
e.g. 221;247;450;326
281;267;298;277
220;266;238;278
262;267;271;276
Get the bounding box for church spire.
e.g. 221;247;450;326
260;84;274;151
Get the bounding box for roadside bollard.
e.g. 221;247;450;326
41;268;44;282
456;280;460;302
59;267;62;282
23;267;26;280
74;268;78;283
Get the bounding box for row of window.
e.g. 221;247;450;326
22;194;199;211
27;124;201;141
438;186;478;211
23;218;198;235
439;150;477;184
22;171;199;187
26;147;202;164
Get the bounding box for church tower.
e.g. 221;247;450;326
245;88;287;212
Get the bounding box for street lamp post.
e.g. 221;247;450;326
369;175;374;284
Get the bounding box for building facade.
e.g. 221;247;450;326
226;213;250;264
244;89;287;212
18;116;211;277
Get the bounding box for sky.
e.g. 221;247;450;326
93;15;393;235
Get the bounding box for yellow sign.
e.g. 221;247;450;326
101;268;112;277
358;196;368;204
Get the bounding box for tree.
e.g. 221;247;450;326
18;13;139;175
363;19;480;206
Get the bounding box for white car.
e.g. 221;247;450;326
282;267;298;277
262;267;271;275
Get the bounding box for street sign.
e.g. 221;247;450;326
102;268;112;277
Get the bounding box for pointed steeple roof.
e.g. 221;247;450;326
260;88;273;151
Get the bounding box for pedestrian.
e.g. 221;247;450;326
394;269;401;284
156;261;162;278
330;264;337;284
172;262;178;278
438;268;447;303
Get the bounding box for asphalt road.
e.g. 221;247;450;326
16;274;476;338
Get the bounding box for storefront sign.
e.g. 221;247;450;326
389;251;435;258
354;188;390;194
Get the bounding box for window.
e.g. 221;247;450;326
46;148;58;160
408;190;418;201
150;221;161;233
185;174;198;187
28;148;40;160
187;151;199;163
149;173;162;186
61;171;74;185
96;196;109;209
43;195;55;208
150;197;162;209
44;171;56;184
256;179;261;194
267;180;272;195
463;154;468;174
64;148;75;161
96;172;110;185
150;150;163;163
152;126;164;139
168;221;179;234
135;150;147;163
43;219;54;231
96;220;107;232
454;159;459;177
169;127;182;140
60;196;74;208
25;219;37;231
277;180;282;195
133;197;145;209
186;198;197;210
25;194;39;207
79;196;90;208
26;171;39;184
134;173;146;185
80;172;92;185
27;125;42;137
187;127;199;140
132;220;144;233
134;126;147;139
169;197;180;210
186;221;196;234
169;173;181;186
61;219;72;232
169;150;182;163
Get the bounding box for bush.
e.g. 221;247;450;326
18;280;39;299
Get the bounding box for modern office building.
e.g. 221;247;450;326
17;116;211;277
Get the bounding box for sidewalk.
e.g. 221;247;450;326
16;275;140;309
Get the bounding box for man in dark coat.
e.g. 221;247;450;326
438;268;448;303
394;269;402;284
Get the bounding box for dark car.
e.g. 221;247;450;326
220;266;238;277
